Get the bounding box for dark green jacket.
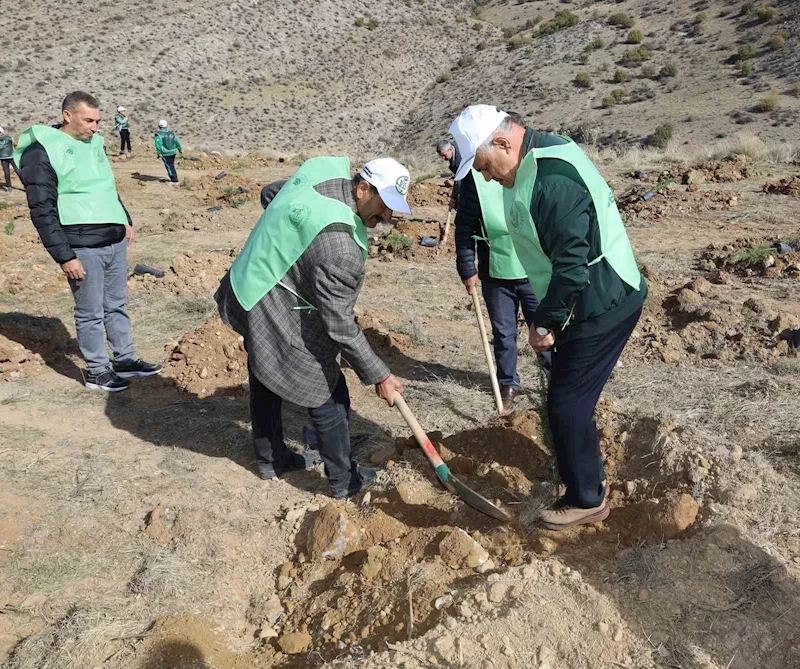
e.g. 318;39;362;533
523;128;646;341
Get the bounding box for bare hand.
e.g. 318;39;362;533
375;374;404;406
528;326;555;352
61;258;85;281
125;225;135;244
463;275;479;294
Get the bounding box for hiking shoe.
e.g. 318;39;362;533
538;497;610;531
279;448;322;474
113;358;163;378
85;370;129;392
331;465;379;499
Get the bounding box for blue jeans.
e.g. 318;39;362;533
68;239;136;374
481;277;550;388
249;367;359;494
161;155;178;182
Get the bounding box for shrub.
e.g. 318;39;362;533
601;96;617;108
385;233;412;252
507;34;533;49
640;64;656;78
739;2;754;16
740;61;753;75
524;16;542;29
755;6;777;23
476;41;488;51
608;12;635;28
645;122;674;149
502;27;518;38
737;44;758;60
754;90;780;112
585;37;605;51
437;71;452;83
789;83;800;97
621;45;651;64
660;63;677;78
695;11;708;23
4;220;14;235
627;29;644;43
612;69;629;83
538;9;579;36
457;55;475;68
768;34;785;50
574;72;593;88
611;87;626;100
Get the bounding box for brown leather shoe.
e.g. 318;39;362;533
500;385;519;405
539;499;610;531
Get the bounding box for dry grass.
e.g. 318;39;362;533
615;539;666;587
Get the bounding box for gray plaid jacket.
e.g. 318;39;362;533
215;177;390;408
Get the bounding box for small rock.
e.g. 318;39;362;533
769;312;799;334
690;276;712;294
502;645;514;657
259;625;279;639
729;444;743;461
285;506;307;524
198;367;209;379
279;632;312;654
434;594;454;610
549;562;562;577
656;493;700;538
396;481;431;506
476;559;495;574
487;582;508;603
444;616;458;631
277;574;293;590
624;481;637;497
264;595;284;624
598;621;610;634
433;634;455;661
370;446;398;466
522;565;539;581
638;588;650;602
306;504;362;561
439;528;489;569
613;626;624;642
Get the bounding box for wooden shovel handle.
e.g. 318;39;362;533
393;393;455;492
470;287;504;415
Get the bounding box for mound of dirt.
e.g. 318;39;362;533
177;152;279;172
618;185;739;225
0;316;76;381
163;315;248;397
407;180;452;208
698;238;800;279
184;172;261;205
356;309;412;356
629;276;796;364
0;334;45;381
130;249;235;297
370;219;455;262
763;176;800;197
658;155;750;185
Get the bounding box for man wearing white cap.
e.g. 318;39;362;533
449;105;646;530
215;156;409;497
0;126;15;191
114;106;131;155
153;119;182;184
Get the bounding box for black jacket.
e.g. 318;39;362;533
17;141;132;265
454;171;491;281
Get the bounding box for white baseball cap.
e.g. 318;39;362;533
359;158;412;215
158;119;168;128
117;106;126;112
448;105;509;181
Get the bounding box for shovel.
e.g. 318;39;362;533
470;286;504;415
436;210;453;257
393;393;512;523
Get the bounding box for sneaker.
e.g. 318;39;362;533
113;358;163;378
85;370;129;392
538;497;610;531
331;465;379;499
258;449;321;481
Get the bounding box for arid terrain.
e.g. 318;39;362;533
1;1;800;668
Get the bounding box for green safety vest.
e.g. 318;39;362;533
13;125;128;226
229;156;368;311
504;139;641;304
471;169;527;280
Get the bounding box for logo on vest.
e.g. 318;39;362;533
289;173;309;191
288;204;311;230
395;176;409;196
509;202;525;232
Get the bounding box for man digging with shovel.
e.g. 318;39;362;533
215;157;409;498
448;105;647;530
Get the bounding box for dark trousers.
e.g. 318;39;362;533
547;308;642;508
119;129;131;153
248;366;359;493
482;277;550;387
161;155;178;182
1;159;12;189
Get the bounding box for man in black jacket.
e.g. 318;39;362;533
15;91;161;391
436;139;461;211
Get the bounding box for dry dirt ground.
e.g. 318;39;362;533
1;149;800;669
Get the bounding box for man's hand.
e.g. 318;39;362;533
375;374;404;406
529;326;555;352
61;258;85;281
125;225;135;244
463;275;479;294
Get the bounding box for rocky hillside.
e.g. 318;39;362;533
1;0;798;164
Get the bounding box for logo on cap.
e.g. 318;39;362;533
395;176;409;196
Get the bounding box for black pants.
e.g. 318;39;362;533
119;129;131;153
482;277;551;387
1;159;12;189
161;155;178;182
547;308;642;508
249;365;359;494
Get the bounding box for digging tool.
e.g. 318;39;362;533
436;210;453;256
470;286;504;415
393;393;512;523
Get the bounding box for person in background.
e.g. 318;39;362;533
436;138;461;211
114;106;131;155
154;119;182;184
0;126;15;192
14;91;162;391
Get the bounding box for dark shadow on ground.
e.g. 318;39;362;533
139;640;206;668
131;172;169;183
0;312;83;382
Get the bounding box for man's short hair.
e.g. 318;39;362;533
62;91;100;112
435;139;452;155
352;173;378;195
